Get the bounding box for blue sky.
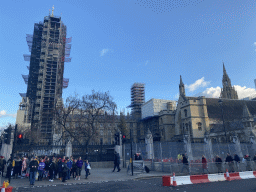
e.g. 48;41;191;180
1;0;256;129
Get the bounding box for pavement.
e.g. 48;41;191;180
4;168;166;188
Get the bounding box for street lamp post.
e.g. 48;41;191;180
218;99;227;142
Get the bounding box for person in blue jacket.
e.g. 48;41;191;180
66;157;72;180
84;160;91;179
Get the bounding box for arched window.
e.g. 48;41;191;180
184;109;187;117
198;122;202;131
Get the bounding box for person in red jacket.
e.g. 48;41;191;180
202;155;209;174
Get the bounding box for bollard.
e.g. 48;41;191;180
162;176;171;186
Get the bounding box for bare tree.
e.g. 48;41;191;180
54;90;117;154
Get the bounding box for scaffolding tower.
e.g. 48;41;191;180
21;10;71;144
127;83;145;119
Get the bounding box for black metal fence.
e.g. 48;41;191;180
14;144;115;162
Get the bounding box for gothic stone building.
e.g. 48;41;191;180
137;64;256;143
172;64;256;143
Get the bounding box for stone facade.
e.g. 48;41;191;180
132;65;256;144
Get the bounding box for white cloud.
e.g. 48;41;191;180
186;77;210;92
194;85;256;99
100;49;110;57
0;110;6;116
0;110;16;118
197;86;222;98
234;85;256;99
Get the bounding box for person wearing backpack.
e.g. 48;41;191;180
84;160;91;179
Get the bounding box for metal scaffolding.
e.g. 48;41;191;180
128;83;145;118
20;12;72;144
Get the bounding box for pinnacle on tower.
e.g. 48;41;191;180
223;62;227;75
179;75;185;96
180;75;184;85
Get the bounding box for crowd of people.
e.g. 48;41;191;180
177;153;256;174
215;153;256;173
0;155;91;186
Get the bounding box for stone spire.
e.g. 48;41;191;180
222;62;231;87
223;62;227;75
179;75;186;96
220;63;238;99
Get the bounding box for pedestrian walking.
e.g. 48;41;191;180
75;157;83;180
177;154;182;163
6;158;12;182
0;156;4;177
29;157;39;185
225;153;234;172
48;159;55;182
245;155;252;171
1;157;6;177
38;159;45;181
112;152;121;172
54;158;58;179
66;157;72;180
13;157;19;179
18;157;22;178
252;155;256;170
44;158;50;179
22;157;28;177
215;155;223;173
85;160;91;179
58;158;63;180
72;159;77;178
62;160;70;182
49;159;55;182
234;154;240;172
180;154;190;174
202;155;209;174
253;155;256;161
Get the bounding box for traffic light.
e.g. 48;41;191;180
122;135;126;144
17;134;23;144
3;128;11;144
114;133;120;145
